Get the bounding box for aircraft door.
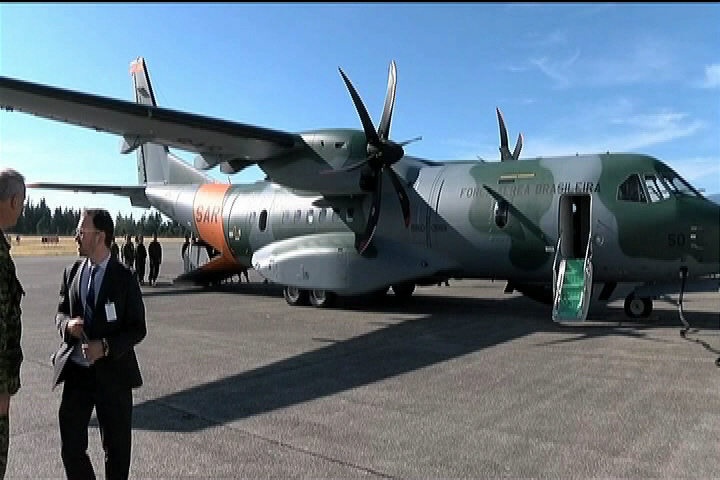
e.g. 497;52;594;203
558;194;591;259
553;194;593;322
226;190;255;261
246;192;276;251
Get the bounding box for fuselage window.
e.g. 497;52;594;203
281;210;289;224
617;174;648;203
331;208;339;222
347;208;354;222
306;210;314;224
294;209;302;223
318;208;327;223
258;210;268;232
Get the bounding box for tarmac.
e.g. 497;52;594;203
6;249;720;478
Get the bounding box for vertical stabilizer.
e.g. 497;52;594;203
128;57;215;186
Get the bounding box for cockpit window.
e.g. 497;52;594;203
617;174;647;203
654;166;703;198
644;175;671;202
665;174;701;197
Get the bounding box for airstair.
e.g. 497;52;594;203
552;233;593;322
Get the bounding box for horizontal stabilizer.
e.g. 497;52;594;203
27;182;150;208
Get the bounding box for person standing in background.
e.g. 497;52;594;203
122;235;135;271
134;235;147;285
147;234;162;287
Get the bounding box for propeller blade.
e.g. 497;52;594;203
513;132;523;160
387;166;411;228
358;171;383;254
398;136;422;147
339;67;381;147
377;60;397;141
496;107;513;162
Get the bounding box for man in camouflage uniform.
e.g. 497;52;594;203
0;169;26;478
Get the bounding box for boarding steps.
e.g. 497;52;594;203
552;235;593;323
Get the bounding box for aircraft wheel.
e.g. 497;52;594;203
309;289;336;308
284;286;309;307
624;295;652;318
391;282;415;300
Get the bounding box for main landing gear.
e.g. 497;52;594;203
283;286;336;308
283;282;416;308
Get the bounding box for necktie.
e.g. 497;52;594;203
85;264;99;328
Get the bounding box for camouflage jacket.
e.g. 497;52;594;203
0;229;23;395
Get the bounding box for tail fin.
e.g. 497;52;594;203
129;57;215;186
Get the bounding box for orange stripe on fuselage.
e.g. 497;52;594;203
193;184;235;264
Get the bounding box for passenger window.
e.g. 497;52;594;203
617;174;647;203
259;210;268;232
319;208;327;223
294;209;302;222
307;210;314;224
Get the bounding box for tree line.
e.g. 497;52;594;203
6;197;189;238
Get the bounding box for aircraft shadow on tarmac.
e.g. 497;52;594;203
139;281;285;299
129;291;719;434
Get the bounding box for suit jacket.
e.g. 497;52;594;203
51;256;147;390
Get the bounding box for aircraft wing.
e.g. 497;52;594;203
0;76;302;169
28;182;151;208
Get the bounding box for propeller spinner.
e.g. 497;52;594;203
333;61;420;254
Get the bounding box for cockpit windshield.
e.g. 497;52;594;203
662;173;701;197
619;170;703;204
644;175;672;202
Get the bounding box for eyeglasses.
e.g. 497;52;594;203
75;229;101;238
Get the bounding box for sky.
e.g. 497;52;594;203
1;3;718;221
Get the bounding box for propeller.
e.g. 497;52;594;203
496;107;523;161
331;61;420;254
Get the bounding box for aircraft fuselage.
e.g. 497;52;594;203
145;150;720;294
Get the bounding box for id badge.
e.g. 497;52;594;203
105;302;117;322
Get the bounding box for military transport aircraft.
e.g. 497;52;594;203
1;57;718;322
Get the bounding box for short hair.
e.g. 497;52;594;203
0;168;26;201
84;208;114;248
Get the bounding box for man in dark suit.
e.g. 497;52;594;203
52;208;146;480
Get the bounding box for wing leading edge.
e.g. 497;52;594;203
0;75;301;166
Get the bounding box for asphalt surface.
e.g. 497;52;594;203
6;248;720;478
